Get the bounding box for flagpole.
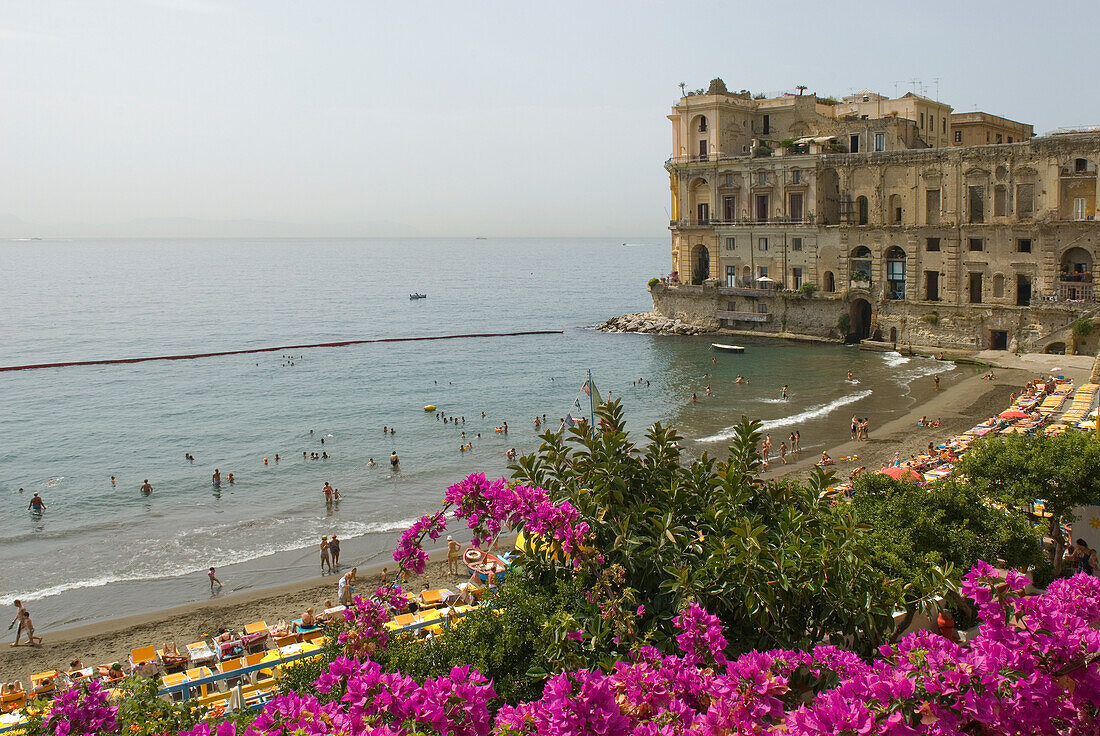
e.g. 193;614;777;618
588;368;595;427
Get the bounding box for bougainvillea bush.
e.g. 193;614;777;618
41;564;1100;735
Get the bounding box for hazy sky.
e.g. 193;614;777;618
2;0;1098;237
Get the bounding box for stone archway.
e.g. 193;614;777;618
849;298;872;341
690;244;710;285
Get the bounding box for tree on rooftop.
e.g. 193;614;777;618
953;431;1100;574
706;78;728;95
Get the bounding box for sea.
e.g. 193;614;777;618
0;238;958;631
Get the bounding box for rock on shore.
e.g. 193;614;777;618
598;312;712;335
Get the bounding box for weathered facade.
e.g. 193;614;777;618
658;82;1100;353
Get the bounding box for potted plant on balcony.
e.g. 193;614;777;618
850;270;871;289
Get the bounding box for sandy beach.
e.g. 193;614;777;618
1;550;465;684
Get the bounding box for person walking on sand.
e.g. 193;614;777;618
934;374;940;389
781;385;789;400
447;535;461;575
208;567;222;593
779;442;788;464
851;416;859;441
10;600;42;646
320;536;332;574
329;534;341;568
794;431;801;453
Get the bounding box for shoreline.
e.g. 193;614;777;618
0;545;475;683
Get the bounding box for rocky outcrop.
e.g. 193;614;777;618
597;312;713;335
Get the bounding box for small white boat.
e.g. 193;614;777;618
712;343;745;353
409;293;427;300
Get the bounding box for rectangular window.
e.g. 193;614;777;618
724;173;733;186
763;114;770;134
758;265;768;277
757;171;766;186
726;266;736;288
920;112;925;128
1017;183;1034;217
926;189;940;224
697;202;709;223
1074;198;1089;220
996;133;1003;144
969;238;984;252
791;237;803;252
926;237;940;252
954;130;962;142
969;186;985;223
925;271;940;300
755;194;769;223
792;267;803;288
1008;136;1013;143
943;118;946;133
849;134;859;153
789;193;804;223
725;237;735;251
874;132;885;152
758;237;769;252
1017;238;1032;253
994;187;1007;217
969;272;983;304
723;195;737;221
791;169;801;184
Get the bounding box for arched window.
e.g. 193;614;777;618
824;271;836;293
889;194;902;224
850;246;873;285
857;196;869;225
886;246;907;300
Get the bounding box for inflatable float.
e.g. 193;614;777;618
424;405;436;412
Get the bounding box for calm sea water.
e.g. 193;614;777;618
0;238;956;630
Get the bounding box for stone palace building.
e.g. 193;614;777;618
652;80;1100;354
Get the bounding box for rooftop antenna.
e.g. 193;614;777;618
892;80;904;98
910;78;920;96
931;77;941;103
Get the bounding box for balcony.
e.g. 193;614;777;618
670;214;815;229
717;310;770;323
667;153;741;165
1059;272;1092;283
718;286;775;297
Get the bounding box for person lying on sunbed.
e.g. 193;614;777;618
97;663;125;680
269;620;291;638
161;642;187;667
296;608;317;630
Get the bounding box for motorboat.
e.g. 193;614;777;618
712;343;745;353
409;293;427;300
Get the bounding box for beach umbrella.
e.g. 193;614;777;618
879;466;923;483
755;275;776;282
999;409;1031;419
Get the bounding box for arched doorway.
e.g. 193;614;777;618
824;271;836;292
690;244;710;285
1060;247;1093;300
741;265;751;287
849;299;872;341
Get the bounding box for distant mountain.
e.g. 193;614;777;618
0;215;422;239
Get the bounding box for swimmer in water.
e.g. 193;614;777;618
110;476;116;486
212;469;221;486
847;371;853;381
390;451;400;469
735;375;744;384
367;458;376;467
228;472;234;484
28;493;46;513
140;479;153;495
781;385;788;400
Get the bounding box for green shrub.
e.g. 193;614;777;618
922;312;940;325
1073;317;1093;338
648;277;660;288
799;282;817;297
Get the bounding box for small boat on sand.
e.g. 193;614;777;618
409;293;427;300
712;343;745;353
463;548;511;583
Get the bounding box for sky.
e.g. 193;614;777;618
1;0;1098;238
